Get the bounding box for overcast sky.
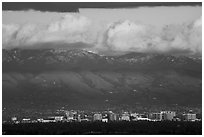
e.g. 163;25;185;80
2;2;202;57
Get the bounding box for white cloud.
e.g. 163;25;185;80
3;24;19;47
103;20;157;52
2;13;202;57
159;16;202;55
99;16;202;56
2;14;96;48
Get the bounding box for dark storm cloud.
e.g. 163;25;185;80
2;2;202;12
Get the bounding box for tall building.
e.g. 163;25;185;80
77;114;81;122
161;111;176;121
73;113;78;121
93;113;102;121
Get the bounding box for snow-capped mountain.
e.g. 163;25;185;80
2;48;201;73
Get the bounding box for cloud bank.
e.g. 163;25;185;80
2;12;202;57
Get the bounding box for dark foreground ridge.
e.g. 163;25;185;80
2;121;202;135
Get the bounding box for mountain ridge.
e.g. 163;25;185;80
2;48;202;109
3;48;201;74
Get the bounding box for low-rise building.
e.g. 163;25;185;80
65;111;77;121
54;116;64;122
172;117;181;121
148;112;162;121
137;117;150;121
11;116;17;121
42;117;55;123
130;113;139;121
121;112;130;121
93;113;102;121
108;112;118;121
102;118;108;122
183;113;197;121
80;118;90;122
37;118;43;122
21;118;31;123
161;111;176;121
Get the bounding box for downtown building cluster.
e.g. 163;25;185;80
8;109;201;124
